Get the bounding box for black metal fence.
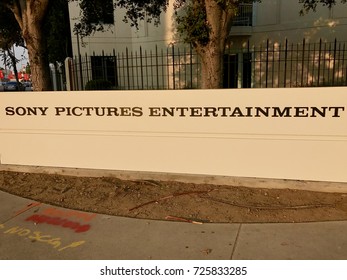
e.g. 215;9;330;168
249;38;347;88
66;39;347;90
68;45;200;91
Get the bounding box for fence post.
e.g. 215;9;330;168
125;48;130;89
277;42;281;87
306;42;311;86
190;44;193;89
332;38;337;85
344;43;347;86
85;53;90;84
49;63;57;91
64;57;73;91
172;44;176;89
161;48;165;89
258;44;262;87
265;39;269;88
140;46;144;90
78;54;84;90
145;50;149;89
272;42;275;87
150;49;154;89
311;42;316;86
301;38;306;86
130;49;135;90
156;45;159;89
317;39;322;86
327;42;332;84
283;39;288;87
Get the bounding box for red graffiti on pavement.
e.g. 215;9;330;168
25;214;91;233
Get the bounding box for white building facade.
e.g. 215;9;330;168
67;0;347;89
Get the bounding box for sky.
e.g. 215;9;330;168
0;46;29;71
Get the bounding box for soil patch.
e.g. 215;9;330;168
1;170;347;223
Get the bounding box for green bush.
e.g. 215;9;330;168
85;79;113;90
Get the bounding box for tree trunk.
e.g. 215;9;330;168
9;0;52;91
24;22;52;91
195;0;235;89
197;43;223;89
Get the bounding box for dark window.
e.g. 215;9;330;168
223;54;238;88
91;56;118;87
223;53;252;88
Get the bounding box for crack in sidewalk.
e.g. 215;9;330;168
230;224;242;259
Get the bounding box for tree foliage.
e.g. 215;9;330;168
0;5;24;81
116;0;168;27
174;1;211;46
44;0;73;63
299;0;347;14
0;0;71;65
0;0;72;90
0;5;23;49
174;0;259;47
73;0;168;37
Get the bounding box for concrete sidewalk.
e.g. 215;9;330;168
1;191;347;260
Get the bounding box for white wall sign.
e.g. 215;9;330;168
0;88;346;182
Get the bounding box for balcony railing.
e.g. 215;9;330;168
232;3;253;26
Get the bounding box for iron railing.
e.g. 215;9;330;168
65;39;347;90
69;45;200;91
